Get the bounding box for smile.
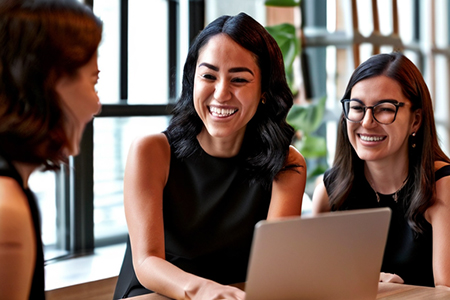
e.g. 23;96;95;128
209;106;238;117
359;134;386;142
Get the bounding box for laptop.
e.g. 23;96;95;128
245;207;391;300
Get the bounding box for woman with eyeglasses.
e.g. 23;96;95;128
312;52;450;288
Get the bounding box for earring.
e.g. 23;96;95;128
411;132;416;148
261;94;266;104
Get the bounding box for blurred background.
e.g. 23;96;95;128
31;0;450;263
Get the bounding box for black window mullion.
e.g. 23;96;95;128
189;0;204;46
120;0;128;101
70;121;95;254
98;104;175;117
169;0;178;101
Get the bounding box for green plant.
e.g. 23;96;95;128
264;0;301;95
265;0;300;7
264;0;329;187
287;96;328;180
265;23;299;95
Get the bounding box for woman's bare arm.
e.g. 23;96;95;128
267;146;306;220
0;177;35;300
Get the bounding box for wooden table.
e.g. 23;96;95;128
377;282;450;299
125;282;450;299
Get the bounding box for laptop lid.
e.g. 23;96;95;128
245;207;391;300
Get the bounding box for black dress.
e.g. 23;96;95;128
0;154;45;299
113;133;272;299
323;164;450;287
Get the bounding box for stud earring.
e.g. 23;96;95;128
411;132;416;148
261;93;266;104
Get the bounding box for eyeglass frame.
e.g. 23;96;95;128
340;99;405;125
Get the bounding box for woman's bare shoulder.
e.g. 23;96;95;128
128;133;171;160
286;145;306;167
0;177;34;244
435;160;450;171
132;132;170;149
125;133;171;187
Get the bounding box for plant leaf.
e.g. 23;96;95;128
287;96;327;134
265;0;301;7
307;164;328;179
265;23;300;93
293;134;327;158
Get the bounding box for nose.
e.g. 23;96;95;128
214;80;231;102
361;108;376;128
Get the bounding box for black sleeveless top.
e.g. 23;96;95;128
323;164;450;287
113;132;272;299
0;154;45;299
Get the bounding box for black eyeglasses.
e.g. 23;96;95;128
340;99;405;125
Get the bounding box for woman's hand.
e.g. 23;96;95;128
379;272;404;284
185;280;245;300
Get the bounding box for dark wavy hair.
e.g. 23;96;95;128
166;12;297;187
0;0;102;169
329;52;450;232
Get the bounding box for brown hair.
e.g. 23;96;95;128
329;52;450;232
0;0;102;169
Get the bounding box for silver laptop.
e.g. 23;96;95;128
245;208;391;300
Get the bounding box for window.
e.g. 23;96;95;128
34;0;205;261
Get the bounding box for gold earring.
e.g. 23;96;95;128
261;93;266;104
411;132;416;148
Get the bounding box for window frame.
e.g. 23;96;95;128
50;0;204;258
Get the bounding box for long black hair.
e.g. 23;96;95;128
166;12;297;187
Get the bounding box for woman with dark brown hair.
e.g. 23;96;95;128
313;52;450;288
0;0;102;298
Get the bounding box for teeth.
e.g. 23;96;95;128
209;106;237;117
360;135;384;142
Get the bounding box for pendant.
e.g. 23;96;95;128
392;193;398;202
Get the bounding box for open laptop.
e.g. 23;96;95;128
245;207;391;300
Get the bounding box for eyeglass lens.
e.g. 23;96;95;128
343;100;398;124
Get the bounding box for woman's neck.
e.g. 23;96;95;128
196;128;245;158
364;160;409;195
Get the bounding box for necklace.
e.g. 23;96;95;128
369;176;409;203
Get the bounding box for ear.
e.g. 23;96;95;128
410;108;422;134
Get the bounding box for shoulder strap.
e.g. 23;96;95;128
435;164;450;181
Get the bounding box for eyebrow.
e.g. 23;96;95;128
198;62;254;76
350;98;400;104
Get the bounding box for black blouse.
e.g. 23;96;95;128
324;164;450;287
113;132;272;298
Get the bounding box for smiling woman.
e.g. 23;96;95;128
113;12;307;300
193;34;262;157
312;52;450;289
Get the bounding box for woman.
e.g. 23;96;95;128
114;12;306;300
312;52;450;288
0;0;102;298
